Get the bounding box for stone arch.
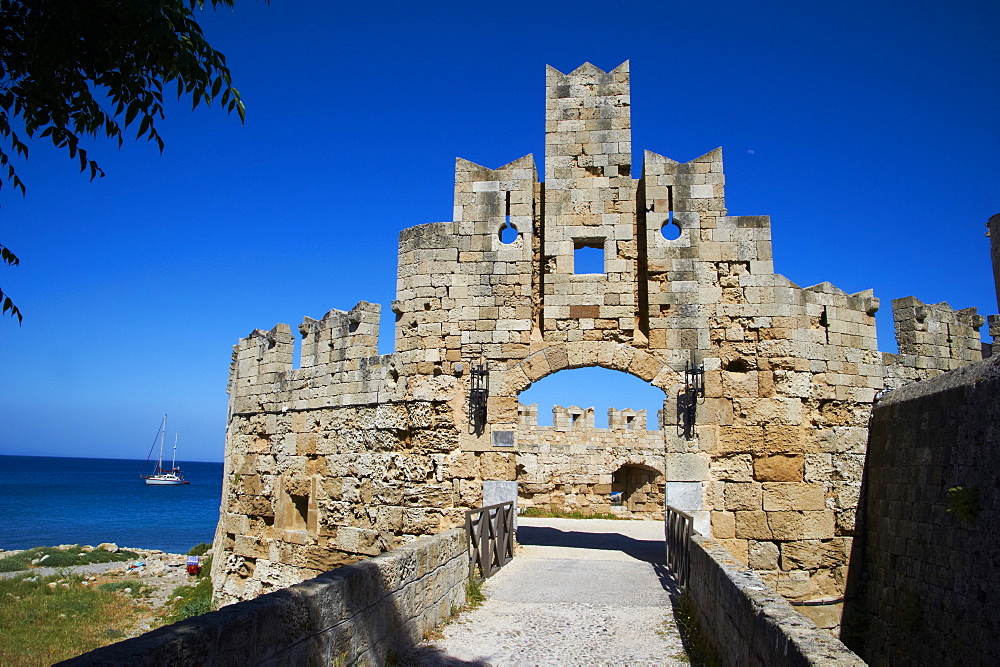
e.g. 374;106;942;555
499;341;683;398
610;455;664;475
610;461;666;514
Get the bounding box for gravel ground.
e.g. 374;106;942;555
406;518;690;666
0;560;132;580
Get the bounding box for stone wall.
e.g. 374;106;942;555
213;60;989;629
516;404;672;520
884;296;986;386
66;528;469;666
841;355;1000;665
687;534;864;666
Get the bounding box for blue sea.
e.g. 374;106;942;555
0;455;224;554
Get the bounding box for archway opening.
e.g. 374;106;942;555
514;366;668;520
611;464;665;514
517;366;666;429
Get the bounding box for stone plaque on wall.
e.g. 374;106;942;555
492;430;515;447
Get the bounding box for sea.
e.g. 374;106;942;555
0;455;225;555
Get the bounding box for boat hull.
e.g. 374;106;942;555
143;475;189;485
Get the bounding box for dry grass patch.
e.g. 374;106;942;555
0;572;154;664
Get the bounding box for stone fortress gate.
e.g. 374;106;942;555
212;62;990;629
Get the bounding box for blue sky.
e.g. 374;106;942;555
1;0;997;461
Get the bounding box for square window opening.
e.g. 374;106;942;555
573;240;605;274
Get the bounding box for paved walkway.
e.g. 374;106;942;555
406;517;689;666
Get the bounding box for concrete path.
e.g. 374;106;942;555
406;517;689;666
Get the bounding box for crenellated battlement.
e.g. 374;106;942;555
884;296;986;385
298;302;380;368
517;403;652;432
227;301;398;415
230;323;295;394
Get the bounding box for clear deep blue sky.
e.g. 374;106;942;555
1;0;997;461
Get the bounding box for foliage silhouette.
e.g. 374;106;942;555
0;0;257;322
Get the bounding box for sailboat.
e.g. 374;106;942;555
141;414;190;485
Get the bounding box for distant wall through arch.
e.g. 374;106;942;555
507;350;696;521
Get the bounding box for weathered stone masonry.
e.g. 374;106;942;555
212;62;990;630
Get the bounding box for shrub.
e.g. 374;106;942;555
187;543;212;557
166;577;214;622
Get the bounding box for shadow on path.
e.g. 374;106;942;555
516;524;680;596
402;646;489;666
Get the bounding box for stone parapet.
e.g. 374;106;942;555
688;534;864;666
63;528;469;666
887;296;984;382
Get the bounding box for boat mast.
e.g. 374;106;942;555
159;414;167;472
172;431;178;471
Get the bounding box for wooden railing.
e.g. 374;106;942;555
664;505;694;590
465;501;515;579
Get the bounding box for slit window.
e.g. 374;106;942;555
656;186;681;240
500;191;518;244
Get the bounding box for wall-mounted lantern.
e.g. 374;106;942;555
468;357;489;436
677;356;705;439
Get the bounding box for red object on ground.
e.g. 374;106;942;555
186;564;200;575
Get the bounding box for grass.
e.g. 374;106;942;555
0;542;217;663
0;545;138;573
424;573;488;642
673;592;720;667
97;581;154;598
165;571;214;623
0;572;152;665
520;506;626;520
465;574;486;609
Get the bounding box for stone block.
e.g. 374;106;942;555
754;454;804;482
780;538;849;570
691;510;712;537
666;453;710;481
761;482;826;511
766;510;835;540
734;511;772;540
717;538;749;564
711;453;754;482
797;602;843;630
712;511;736;539
336;527;381;556
724;482;762;511
748;539;780;570
665;481;703;511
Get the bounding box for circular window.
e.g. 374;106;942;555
499;221;519;244
660;221;681;241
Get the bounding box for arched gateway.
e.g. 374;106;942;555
213;62;986;632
